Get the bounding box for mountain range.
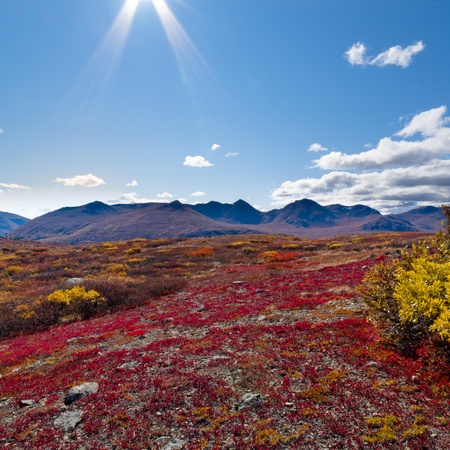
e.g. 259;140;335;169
2;199;446;244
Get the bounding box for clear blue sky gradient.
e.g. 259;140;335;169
1;0;450;218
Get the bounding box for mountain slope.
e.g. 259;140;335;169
190;199;264;225
0;211;29;236
393;206;446;232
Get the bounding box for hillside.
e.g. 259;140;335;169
0;211;29;236
6;199;447;244
1;233;450;448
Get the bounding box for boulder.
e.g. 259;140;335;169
64;382;99;406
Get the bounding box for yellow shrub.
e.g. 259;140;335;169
126;247;142;255
227;241;251;248
47;286;101;305
394;257;450;340
4;265;23;276
328;243;342;250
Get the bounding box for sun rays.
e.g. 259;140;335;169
62;0;225;135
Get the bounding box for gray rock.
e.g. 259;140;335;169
236;392;265;410
19;399;35;408
54;410;83;433
64;382;99;406
64;278;84;285
162;438;185;450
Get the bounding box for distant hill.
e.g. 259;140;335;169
0;211;29;236
5;199;448;244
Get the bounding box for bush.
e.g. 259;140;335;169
46;286;106;320
360;206;450;352
84;277;135;310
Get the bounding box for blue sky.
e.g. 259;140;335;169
1;0;450;218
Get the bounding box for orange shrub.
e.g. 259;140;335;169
187;247;214;258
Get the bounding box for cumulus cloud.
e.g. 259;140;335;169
211;144;221;151
313;106;450;171
345;42;368;66
53;173;105;187
225;152;239;157
345;41;425;68
271;106;450;213
396;106;450;137
183;156;213;168
191;191;206;197
126;180;138;187
308;143;328;152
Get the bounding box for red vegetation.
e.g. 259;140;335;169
1;233;449;448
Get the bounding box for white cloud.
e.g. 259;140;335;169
211;143;221;151
114;192;153;204
396;106;450;137
53;173;105;187
0;182;30;190
156;192;174;199
313;106;450;171
345;41;425;68
345;42;368;66
183;156;213;168
271;106;450;213
190;191;206;197
308;143;328;152
126;180;138;187
0;128;4;134
114;192;185;204
225;152;239;157
370;41;425;68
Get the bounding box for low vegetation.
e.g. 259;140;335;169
1;228;450;448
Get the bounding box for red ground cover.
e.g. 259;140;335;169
1;239;450;449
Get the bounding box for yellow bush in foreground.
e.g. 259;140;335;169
394;257;450;340
360;206;450;349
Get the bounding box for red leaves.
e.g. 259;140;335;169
1;235;449;448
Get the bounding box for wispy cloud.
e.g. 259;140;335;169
156;192;174;199
53;173;105;187
0;182;30;190
271;106;450;213
191;191;206;197
183;156;213;168
225;152;239;157
308;143;328;152
114;192;179;204
211;143;221;151
114;192;153;204
345;41;425;68
0;128;4;134
126;179;138;187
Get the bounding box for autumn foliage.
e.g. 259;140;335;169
1;231;450;448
